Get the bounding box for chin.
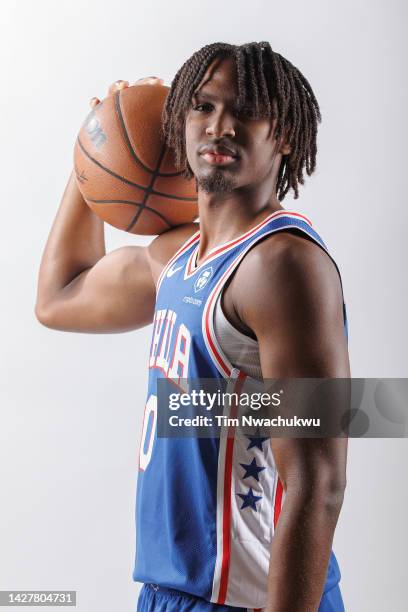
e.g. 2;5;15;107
195;169;236;194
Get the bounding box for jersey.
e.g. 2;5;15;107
213;291;263;379
133;210;349;609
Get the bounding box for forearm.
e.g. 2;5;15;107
266;486;344;612
35;170;105;311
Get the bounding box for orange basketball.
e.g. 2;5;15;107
73;84;198;235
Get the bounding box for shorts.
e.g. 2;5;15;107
137;582;345;611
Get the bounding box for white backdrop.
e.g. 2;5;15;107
1;0;407;610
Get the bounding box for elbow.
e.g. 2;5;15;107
323;477;346;513
34;300;57;329
286;472;347;515
312;473;347;515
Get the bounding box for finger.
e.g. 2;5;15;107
133;76;164;86
89;97;101;109
108;79;129;96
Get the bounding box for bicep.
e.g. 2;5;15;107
47;246;156;333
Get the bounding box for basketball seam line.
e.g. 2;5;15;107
114;90;185;178
126;142;169;232
77;138;197;202
87;198;172;228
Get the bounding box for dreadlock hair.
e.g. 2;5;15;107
161;41;321;200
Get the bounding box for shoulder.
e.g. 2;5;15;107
232;229;344;331
147;222;198;284
237;229;340;288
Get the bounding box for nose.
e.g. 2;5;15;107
205;111;236;139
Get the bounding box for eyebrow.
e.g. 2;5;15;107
192;90;237;106
192;91;216;101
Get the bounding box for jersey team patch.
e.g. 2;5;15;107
194;267;214;293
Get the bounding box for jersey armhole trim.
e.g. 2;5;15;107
202;222;347;377
215;290;258;346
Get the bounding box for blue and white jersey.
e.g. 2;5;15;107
133;210;348;610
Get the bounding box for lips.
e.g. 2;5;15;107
200;143;238;158
199;143;239;166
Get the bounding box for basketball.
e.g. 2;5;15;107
73;84;198;235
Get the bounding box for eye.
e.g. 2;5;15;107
192;103;213;113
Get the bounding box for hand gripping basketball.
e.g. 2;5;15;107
74;76;198;235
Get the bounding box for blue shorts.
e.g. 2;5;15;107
137;582;345;611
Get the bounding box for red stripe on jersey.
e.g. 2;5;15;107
217;372;247;605
274;478;284;528
204;269;233;376
186;210;312;278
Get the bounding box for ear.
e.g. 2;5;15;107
278;125;291;155
279;141;291;155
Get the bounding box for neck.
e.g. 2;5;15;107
196;184;284;261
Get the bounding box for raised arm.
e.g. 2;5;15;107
35;78;196;334
34;167;157;333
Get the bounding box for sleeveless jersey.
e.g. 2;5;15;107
213;291;263;379
133;210;349;609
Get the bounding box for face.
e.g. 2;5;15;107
185;55;290;194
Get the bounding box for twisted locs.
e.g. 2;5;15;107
161;42;321;200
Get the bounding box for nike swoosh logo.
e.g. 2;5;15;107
167;265;183;278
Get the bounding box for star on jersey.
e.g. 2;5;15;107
245;427;269;451
240;458;266;482
237;487;263;511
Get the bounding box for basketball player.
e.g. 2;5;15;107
35;42;350;611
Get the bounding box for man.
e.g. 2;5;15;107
36;41;349;611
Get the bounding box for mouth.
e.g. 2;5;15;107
201;152;238;166
199;144;239;167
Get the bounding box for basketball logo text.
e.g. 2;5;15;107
84;110;107;149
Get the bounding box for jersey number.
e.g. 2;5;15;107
139;394;157;471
